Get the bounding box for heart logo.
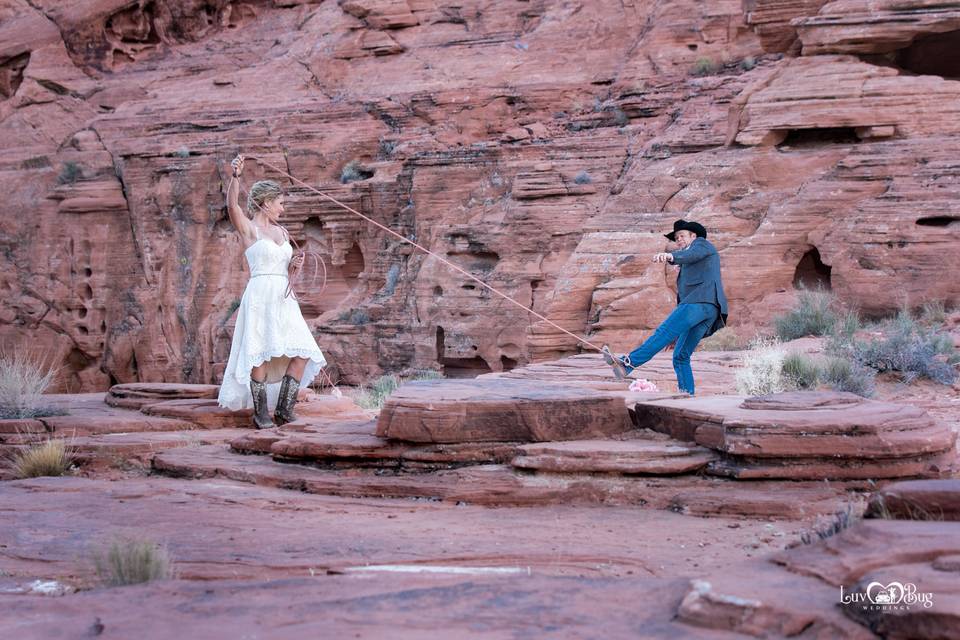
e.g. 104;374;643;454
866;581;905;605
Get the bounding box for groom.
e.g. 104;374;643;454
602;219;728;396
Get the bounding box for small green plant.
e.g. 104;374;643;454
57;161;83;185
738;56;757;72
340;160;373;184
0;347;62;419
782;352;820;390
94;538;174;586
573;170;592;185
735;337;788;395
775;288;850;340
691;57;720;77
174;146;190;158
10;439;73;479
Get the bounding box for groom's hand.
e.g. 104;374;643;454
652;252;674;263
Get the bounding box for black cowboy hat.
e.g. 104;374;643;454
664;219;707;241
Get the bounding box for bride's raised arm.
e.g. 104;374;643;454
226;154;256;244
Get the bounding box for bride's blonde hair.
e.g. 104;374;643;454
246;180;283;217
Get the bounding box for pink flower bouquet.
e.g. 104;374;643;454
628;378;659;392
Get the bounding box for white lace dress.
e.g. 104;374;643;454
217;228;326;411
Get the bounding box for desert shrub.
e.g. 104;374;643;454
94;538;174;586
340;160;373;184
573;170;592;185
0;348;62;419
738;56;757;71
735;337;788;395
698;327;749;351
775;288;850;340
57;161;83;185
850;310;957;384
337;308;370;325
821;357;876;397
919;300;947;326
10;439;72;479
691;57;721;76
354;374;401;411
782;352;820;390
354;370;444;412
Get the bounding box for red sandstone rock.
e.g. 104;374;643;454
865;479;960;521
141;398;252;428
794;0;960;56
511;439;716;475
634;391;957;480
153;444;857;518
106;383;220;410
375;378;633;443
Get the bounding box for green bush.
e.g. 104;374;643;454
849;310;956;385
691;57;721;76
775;288;851;340
821;357;876;397
354;370;444;412
782;352;820;389
57;161;83;185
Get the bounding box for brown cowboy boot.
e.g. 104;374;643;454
249;378;276;430
275;374;301;426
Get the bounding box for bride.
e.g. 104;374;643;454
216;154;326;429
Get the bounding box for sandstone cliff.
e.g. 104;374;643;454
1;0;958;390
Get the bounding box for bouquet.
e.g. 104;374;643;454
628;378;659;392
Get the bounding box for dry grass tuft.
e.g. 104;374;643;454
94;537;175;586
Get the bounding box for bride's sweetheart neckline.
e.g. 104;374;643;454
245;237;290;252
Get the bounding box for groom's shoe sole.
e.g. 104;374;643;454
601;345;628;380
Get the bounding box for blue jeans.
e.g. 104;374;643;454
624;303;719;395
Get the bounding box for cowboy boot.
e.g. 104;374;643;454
275;374;301;426
249;378;276;430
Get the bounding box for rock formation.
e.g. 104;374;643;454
1;0;958;390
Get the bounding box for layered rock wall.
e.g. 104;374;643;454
2;0;958;389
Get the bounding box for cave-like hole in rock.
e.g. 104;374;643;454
0;52;30;100
781;127;860;146
896;30;960;80
793;247;832;290
916;215;959;227
500;356;518;371
435;326;493;378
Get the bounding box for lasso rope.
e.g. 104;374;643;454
244;155;604;354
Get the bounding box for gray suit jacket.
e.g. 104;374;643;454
670;237;729;337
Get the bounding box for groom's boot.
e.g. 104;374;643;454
249;378;276;430
275;374;301;426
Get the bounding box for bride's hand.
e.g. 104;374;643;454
231;154;244;177
291;253;305;269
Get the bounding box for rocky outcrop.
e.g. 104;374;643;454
635;391;957;480
2;0;959;389
375;378;633;443
866;479;960;521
